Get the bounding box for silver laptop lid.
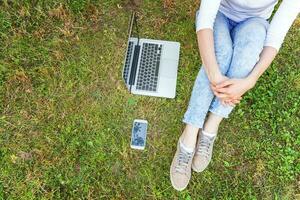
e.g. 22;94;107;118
122;12;142;93
122;12;136;84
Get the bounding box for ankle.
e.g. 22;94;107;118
180;124;199;149
181;137;196;150
203;112;222;134
179;138;194;153
202;124;219;135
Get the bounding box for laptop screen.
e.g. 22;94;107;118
128;12;140;41
122;12;139;85
127;12;135;42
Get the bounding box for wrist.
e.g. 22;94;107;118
207;69;222;84
246;75;258;89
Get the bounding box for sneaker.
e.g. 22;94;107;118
170;138;194;191
192;130;216;172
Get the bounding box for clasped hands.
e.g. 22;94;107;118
209;73;256;107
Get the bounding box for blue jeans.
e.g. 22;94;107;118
183;11;269;128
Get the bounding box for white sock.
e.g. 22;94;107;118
202;130;217;138
179;138;194;153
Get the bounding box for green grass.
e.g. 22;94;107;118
0;0;299;199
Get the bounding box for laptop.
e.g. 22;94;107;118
122;12;180;98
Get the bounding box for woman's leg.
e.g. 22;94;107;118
191;17;269;173
170;12;233;191
208;17;269;119
181;12;234;148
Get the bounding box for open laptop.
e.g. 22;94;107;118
122;12;180;98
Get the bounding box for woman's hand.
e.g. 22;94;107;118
209;73;243;106
211;77;256;106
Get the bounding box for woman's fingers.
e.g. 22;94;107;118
214;87;229;94
216;79;234;88
228;101;235;107
212;90;221;97
211;84;237;97
222;98;241;106
213;86;242;104
210;84;218;91
212;87;226;97
221;100;227;106
232;99;240;104
210;85;215;91
215;93;229;98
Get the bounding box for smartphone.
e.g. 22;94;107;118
130;119;148;150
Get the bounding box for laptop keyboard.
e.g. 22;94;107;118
136;43;162;92
123;41;134;83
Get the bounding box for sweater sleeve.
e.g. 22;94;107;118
195;0;222;32
264;0;300;51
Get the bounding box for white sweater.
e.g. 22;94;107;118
196;0;300;51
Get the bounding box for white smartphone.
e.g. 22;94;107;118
130;119;148;150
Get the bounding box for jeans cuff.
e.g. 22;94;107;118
182;117;205;129
208;108;230;119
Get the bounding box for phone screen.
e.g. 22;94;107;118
131;120;148;149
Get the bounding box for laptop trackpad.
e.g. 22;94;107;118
159;59;178;78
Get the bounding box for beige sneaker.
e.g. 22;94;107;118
192;131;216;172
170;138;194;191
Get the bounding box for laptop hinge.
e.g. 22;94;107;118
129;44;141;92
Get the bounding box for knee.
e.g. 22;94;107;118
238;18;269;45
249;18;268;39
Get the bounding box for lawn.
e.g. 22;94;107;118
0;0;299;199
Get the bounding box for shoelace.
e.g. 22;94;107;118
197;135;215;159
175;148;193;174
